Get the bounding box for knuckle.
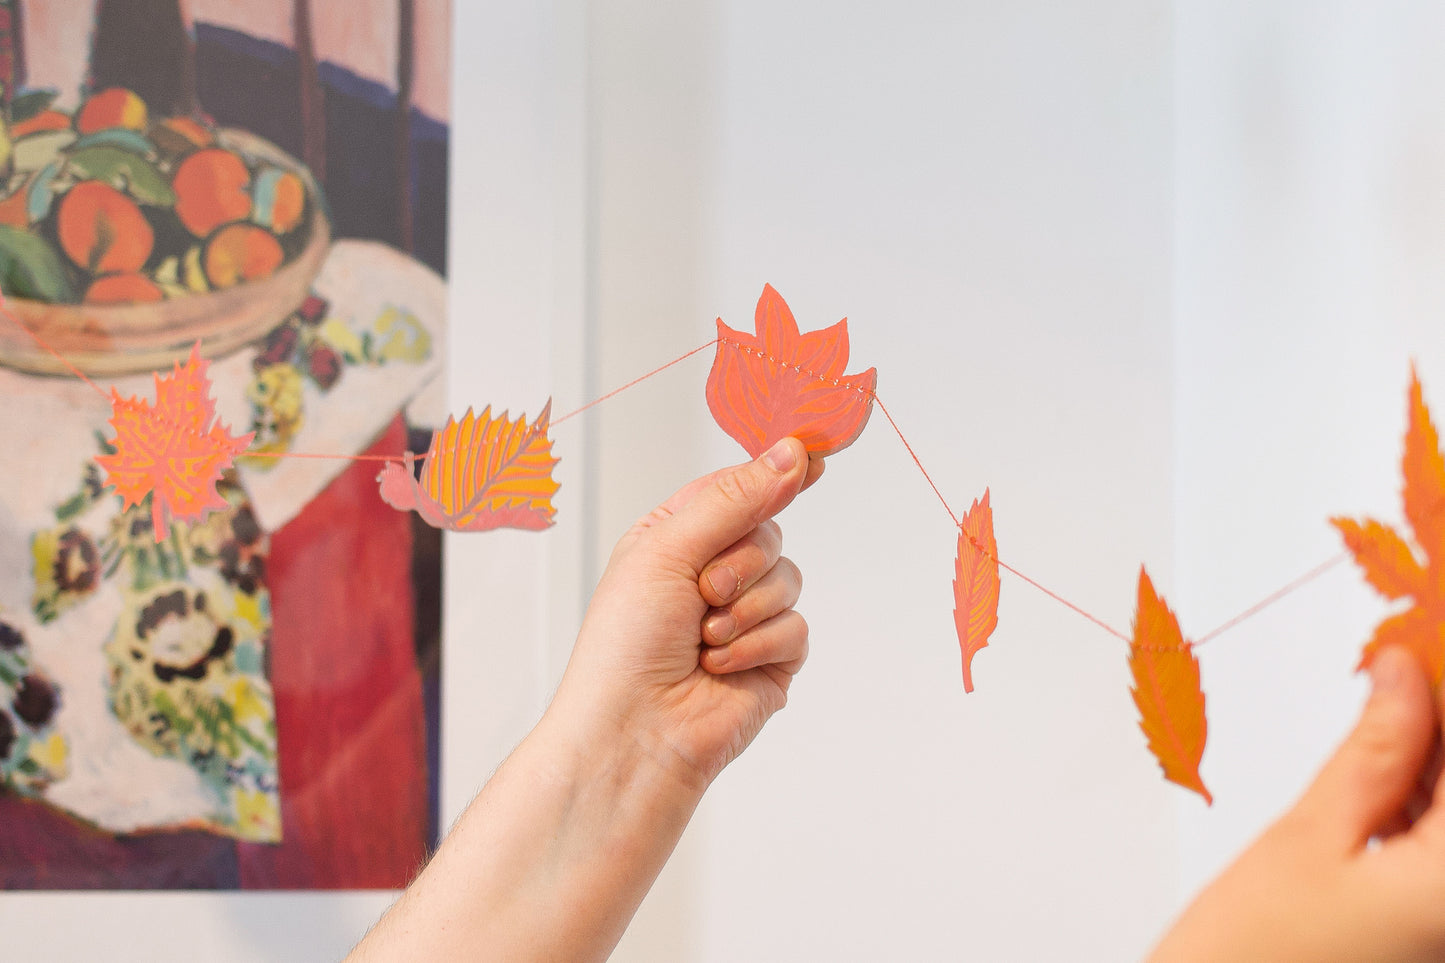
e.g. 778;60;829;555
780;557;803;593
715;468;767;515
760;520;783;553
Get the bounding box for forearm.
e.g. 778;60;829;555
347;704;705;962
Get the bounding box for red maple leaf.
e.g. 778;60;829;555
706;284;878;458
96;344;254;541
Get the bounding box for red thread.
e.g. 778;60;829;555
0;300;1350;651
0;293;112;401
247;450;403;463
871;394;960;527
1194;552;1350;645
553;339;720;425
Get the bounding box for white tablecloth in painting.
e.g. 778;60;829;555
0;239;442;840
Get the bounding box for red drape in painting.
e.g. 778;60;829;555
237;414;428;889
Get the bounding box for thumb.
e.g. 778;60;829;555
1292;646;1436;851
651;437;810;575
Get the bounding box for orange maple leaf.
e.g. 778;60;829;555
1129;568;1212;805
706;284;878;458
96;344;254;541
953;489;1000;693
378;401;560;532
1331;368;1445;683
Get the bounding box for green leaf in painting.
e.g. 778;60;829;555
66;146;177;206
0;224;75;302
13;130;75;173
9;90;59;125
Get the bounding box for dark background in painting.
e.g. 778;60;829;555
0;4;446;888
190;24;449;277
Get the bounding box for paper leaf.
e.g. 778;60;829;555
1404;368;1445;565
706;283;878;458
1334;368;1445;682
378;401;559;532
1128;568;1212;805
95;344;254;541
1329;517;1427;602
953;489;1000;693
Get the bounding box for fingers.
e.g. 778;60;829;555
702;557;802;646
1292;646;1437;851
699;521;782;608
801;456;826;492
700;609;809;676
651;437;810;575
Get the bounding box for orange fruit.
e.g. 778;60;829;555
253;169;306;234
75;88;148;135
11;110;71;139
0;177;30;228
85;272;164;304
173;148;251;237
204;223;283;288
158;116;212;148
57;181;154;274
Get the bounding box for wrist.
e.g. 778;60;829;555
541;680;712;810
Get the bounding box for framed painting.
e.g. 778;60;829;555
0;0;449;890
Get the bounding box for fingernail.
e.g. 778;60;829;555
763;438;798;473
1371;650;1406;692
707;565;740;602
705;609;736;643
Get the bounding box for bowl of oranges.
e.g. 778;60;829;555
0;88;330;377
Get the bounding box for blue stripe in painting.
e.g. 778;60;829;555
194;22;448;138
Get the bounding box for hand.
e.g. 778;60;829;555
348;438;823;963
1151;645;1445;961
553;435;823;792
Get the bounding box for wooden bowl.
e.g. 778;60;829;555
0;129;330;377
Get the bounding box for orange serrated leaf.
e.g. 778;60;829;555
953;489;1000;693
1329;517;1427;602
1129;568;1212;805
377;401;560;532
95;344;254;541
1334;367;1445;682
706;284;877;458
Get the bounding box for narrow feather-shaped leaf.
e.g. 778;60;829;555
95;344;254;540
953;489;1000;693
1129;568;1212;804
1330;516;1428;602
377;401;560;532
706;284;877;458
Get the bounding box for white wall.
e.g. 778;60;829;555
1173;0;1445;905
591;3;1180;960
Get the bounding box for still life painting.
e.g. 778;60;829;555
0;0;448;889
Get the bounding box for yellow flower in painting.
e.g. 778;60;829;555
374;307;431;363
28;732;69;779
233;786;281;842
230;590;265;631
239;363;305;466
318;316;365;362
226;677;270;726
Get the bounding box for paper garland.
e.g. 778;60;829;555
7;282;1439;805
